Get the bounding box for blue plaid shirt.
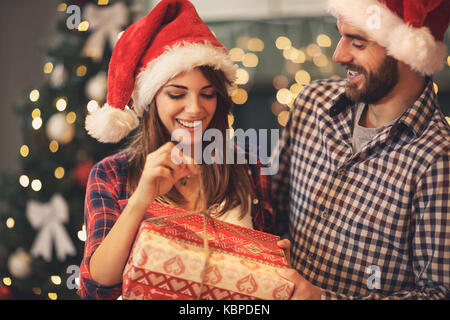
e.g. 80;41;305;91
273;78;450;299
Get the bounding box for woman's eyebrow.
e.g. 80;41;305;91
165;84;188;89
165;84;213;89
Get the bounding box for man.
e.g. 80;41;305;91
274;0;450;299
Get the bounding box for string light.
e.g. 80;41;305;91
43;62;54;74
20;145;30;158
50;276;62;285
32;117;43;130
31;108;41;119
235;68;249;85
29;89;40;102
276;88;293;105
2;277;12;286
447;56;450;66
231;88;248;105
57;3;67;12
54;167;65;179
292;50;306;64
313;54;329;67
66;112;77;124
49;140;59;153
6;217;15;229
55;97;68;111
229;48;245;62
290;83;303;96
48;293;58;300
236;36;249;49
271;101;285;116
242;53;259;67
306;43;321;57
31;179;42;192
273;75;289;90
317;34;332;47
78;21;89;32
283;47;299;61
228;113;235;127
275;36;291;50
98;0;109;5
277;110;290;127
76;65;87;77
87;100;100;113
78;225;87;242
32;288;42;295
446;116;450;125
247;38;264;52
295;70;311;85
19;175;30;187
433;82;439;94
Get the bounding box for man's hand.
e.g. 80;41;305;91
276;268;322;300
277;239;291;266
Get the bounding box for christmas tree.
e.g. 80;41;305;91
0;0;137;300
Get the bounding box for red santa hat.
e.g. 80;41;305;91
85;0;237;143
328;0;449;75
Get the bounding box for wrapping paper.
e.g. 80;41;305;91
122;202;293;300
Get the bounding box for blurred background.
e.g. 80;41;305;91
0;0;449;300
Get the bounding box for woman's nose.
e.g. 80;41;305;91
185;94;202;113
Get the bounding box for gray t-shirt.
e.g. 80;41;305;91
352;103;398;153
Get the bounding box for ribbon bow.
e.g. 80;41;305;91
82;2;128;61
26;194;76;262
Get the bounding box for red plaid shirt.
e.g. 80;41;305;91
77;150;275;299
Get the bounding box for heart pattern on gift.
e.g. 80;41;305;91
203;265;222;285
169;278;188;291
148;272;166;286
236;274;258;294
163;256;185;275
134;248;148;267
272;283;292;300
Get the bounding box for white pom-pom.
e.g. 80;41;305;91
85;104;139;143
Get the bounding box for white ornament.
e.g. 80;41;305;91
46;113;75;145
49;64;68;89
82;2;128;61
7;249;32;279
85;71;107;102
26;194;76;263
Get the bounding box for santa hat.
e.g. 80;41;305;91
328;0;449;76
85;0;237;143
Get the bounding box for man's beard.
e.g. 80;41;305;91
343;55;399;104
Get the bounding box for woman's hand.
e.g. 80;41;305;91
131;142;200;210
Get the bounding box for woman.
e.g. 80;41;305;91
78;0;276;300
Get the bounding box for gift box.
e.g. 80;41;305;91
121;201;293;300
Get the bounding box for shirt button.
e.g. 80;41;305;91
337;168;346;178
322;211;329;219
307;253;313;262
386;138;393;145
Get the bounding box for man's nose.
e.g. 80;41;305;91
332;38;353;64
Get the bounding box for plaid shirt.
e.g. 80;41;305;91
78;150;275;300
273;78;450;300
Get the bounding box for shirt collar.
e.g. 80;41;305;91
396;77;437;137
328;77;437;137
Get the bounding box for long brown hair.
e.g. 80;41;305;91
125;66;251;218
